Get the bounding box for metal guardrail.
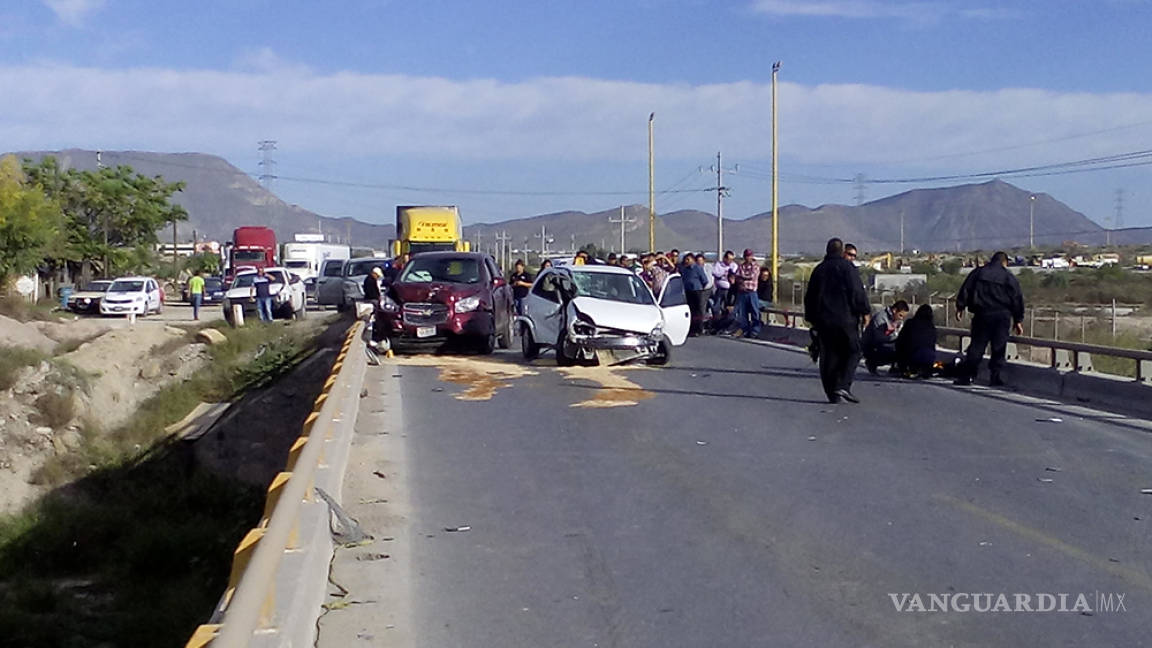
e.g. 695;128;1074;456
186;321;364;648
761;307;1152;382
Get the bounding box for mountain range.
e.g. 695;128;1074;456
9;149;1145;255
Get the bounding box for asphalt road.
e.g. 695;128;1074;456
319;337;1152;648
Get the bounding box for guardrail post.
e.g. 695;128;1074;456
1139;360;1152;385
1076;351;1092;372
1006;341;1019;361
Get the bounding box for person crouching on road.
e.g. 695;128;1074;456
953;251;1025;387
680;253;709;337
732;249;762;339
862;300;909;374
251;267;273;322
804;238;871;404
895;304;938;378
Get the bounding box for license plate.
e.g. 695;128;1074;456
113;307;125;312
416;326;436;338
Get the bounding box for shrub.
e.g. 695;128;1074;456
32;392;74;429
0;346;45;391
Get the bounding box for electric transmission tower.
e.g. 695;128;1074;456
1114;188;1125;229
853;173;867;206
257;140;278;188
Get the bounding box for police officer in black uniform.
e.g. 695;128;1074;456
804;238;872;404
954;251;1025;387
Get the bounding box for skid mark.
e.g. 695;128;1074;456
557;366;652;408
388;355;538;401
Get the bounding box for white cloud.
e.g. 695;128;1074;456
0;61;1149;175
750;0;1011;23
41;0;105;26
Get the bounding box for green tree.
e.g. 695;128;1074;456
185;252;221;275
0;156;63;289
22;157;187;278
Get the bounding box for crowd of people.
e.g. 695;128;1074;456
365;240;1026;405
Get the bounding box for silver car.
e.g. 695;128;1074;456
316;257;386;310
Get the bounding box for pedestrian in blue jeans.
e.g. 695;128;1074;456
732;249;762;338
251;267;274;322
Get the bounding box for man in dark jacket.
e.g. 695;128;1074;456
954;251;1025;386
804;238;872;404
896;304;938;378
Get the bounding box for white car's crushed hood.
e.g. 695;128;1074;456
569;296;663;334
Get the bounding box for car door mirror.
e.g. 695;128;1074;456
493;276;507;288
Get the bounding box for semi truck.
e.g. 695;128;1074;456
281;237;352;282
392;206;470;257
224;227;278;281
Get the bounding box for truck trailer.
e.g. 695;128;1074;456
392;206;470;257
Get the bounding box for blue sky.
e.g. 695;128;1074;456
2;0;1152;234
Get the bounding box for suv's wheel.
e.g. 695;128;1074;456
477;318;497;355
520;323;539;360
645;336;673;366
497;312;514;349
555;332;576;366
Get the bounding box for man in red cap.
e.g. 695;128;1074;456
732;248;761;338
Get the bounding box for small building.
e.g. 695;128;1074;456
872;273;928;292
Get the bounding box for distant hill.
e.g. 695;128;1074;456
466;180;1120;256
7;150;1136;255
10;149;396;247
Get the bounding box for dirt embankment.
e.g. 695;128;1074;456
0;319;210;514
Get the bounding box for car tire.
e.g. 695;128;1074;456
645;336;673;366
555;332;576;367
477;327;497;355
498;312;514;349
520;323;539;360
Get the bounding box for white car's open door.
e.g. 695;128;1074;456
657;274;691;346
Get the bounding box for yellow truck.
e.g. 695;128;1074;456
392;206;470;257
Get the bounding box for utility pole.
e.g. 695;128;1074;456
257;140;277;189
648;112;655;252
899;209;905;253
97;151;108;278
1029;194;1036;250
709;152;736;259
495;230;511;269
536;225;550;255
609;206;636;254
770;61;781;304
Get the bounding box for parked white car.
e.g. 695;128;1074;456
99;276;164;316
517;265;690;366
222;268;307;323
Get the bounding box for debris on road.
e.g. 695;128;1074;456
1037;478;1054;483
808;436;817;441
372;470;387;479
696;440;708;446
978;541;991;546
355;553;390;561
444;525;472;532
1035;417;1063;423
1045;466;1062;472
1140;489;1152;495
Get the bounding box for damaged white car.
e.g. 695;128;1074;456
517;265;689;366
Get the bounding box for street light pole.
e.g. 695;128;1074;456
1029;194;1036;250
648;112;655;252
771;61;781;304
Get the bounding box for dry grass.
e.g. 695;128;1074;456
31;392;74;430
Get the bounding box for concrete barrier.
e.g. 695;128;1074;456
187;321;367;648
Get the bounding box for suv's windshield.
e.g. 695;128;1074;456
400;257;481;284
571;271;654;305
109;280;144;292
204;278;223;291
85;281;112;292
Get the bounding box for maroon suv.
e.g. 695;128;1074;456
380;252;516;353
